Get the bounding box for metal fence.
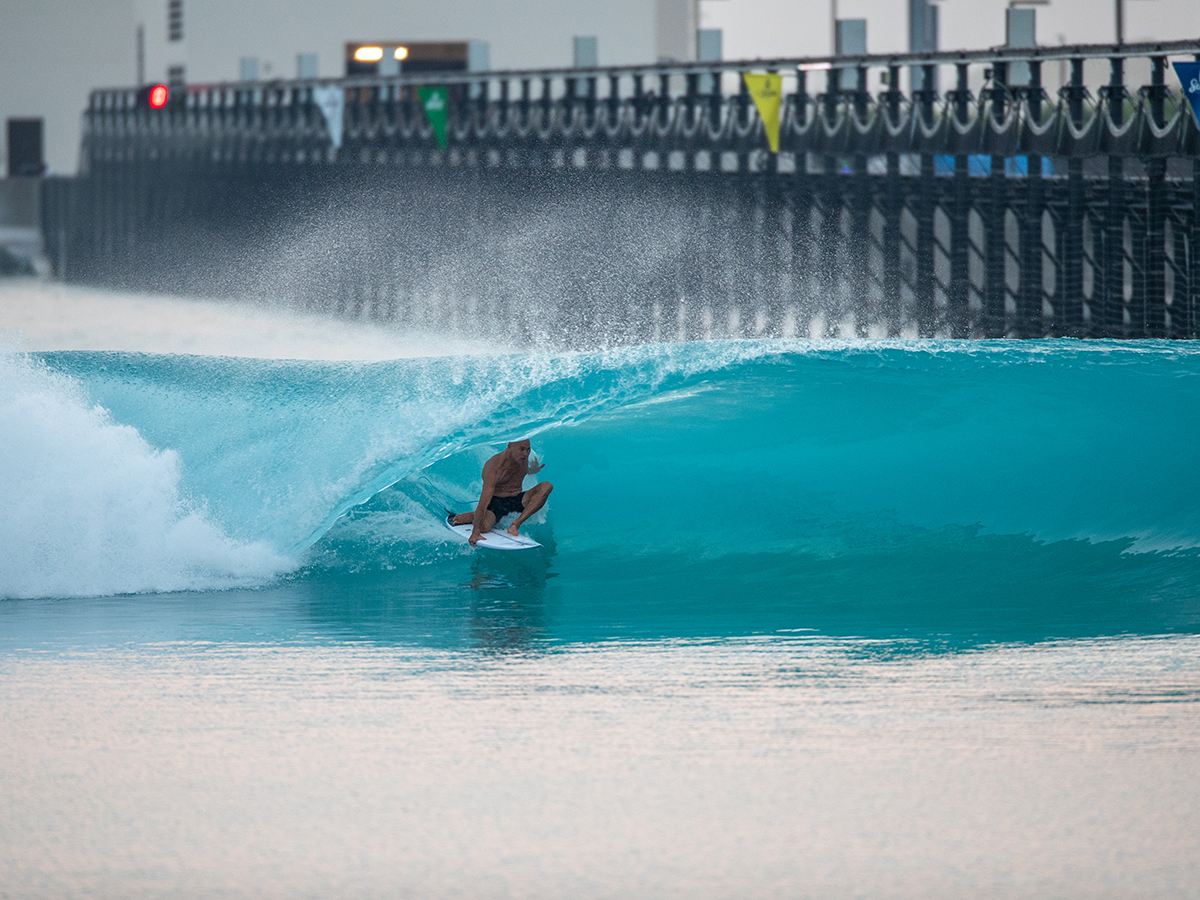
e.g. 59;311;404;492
44;39;1200;343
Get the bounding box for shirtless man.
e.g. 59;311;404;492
448;439;553;546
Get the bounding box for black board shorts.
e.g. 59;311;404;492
487;492;525;519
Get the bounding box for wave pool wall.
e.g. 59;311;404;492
43;41;1200;347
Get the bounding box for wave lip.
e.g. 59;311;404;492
0;353;290;600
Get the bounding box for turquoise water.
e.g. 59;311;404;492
6;340;1200;638
3;339;1200;895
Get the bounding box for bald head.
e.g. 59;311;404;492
506;439;531;467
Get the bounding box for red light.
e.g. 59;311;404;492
148;85;169;108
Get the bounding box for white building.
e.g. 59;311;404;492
1;0;1195;175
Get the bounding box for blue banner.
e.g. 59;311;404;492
1174;61;1200;126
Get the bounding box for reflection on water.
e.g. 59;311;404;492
1;630;1198;898
2;549;1199;897
3;535;1200;656
291;545;556;653
465;547;552;652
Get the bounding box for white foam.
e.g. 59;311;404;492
0;353;291;599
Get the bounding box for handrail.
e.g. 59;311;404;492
88;39;1200;97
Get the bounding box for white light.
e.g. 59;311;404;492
394;46;409;61
355;46;384;62
799;62;833;72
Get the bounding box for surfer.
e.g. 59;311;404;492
448;439;553;546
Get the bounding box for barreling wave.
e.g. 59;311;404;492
5;340;1200;603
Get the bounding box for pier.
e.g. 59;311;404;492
43;40;1200;343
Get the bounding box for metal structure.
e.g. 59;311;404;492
44;40;1200;343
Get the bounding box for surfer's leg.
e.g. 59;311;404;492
452;510;496;531
508;482;553;534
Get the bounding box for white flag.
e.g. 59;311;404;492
311;86;345;149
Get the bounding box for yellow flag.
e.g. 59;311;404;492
742;72;783;153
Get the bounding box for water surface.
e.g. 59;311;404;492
2;319;1199;896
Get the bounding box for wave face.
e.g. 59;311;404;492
7;341;1200;630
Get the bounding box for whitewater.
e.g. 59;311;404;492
2;280;1199;898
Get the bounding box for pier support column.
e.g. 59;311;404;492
883;66;903;337
1063;58;1086;336
915;64;937;336
1104;56;1127;337
851;64;871;336
949;63;971;338
1018;60;1044;338
1145;56;1168;338
984;62;1009;337
820;68;841;335
789;71;814;333
1192;157;1200;338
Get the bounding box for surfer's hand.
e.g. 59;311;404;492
527;456;545;474
469;530;485;546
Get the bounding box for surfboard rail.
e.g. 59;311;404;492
442;518;541;551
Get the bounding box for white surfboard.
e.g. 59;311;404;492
443;518;541;550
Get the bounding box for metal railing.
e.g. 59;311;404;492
44;40;1200;341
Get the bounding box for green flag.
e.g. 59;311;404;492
418;86;449;149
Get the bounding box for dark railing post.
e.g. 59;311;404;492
520;77;531;128
985;61;1009;337
498;78;509;127
1192;57;1200;339
477;76;489;119
564;75;577;125
820;67;840;332
541;76;553;124
822;66;839;128
633;73;645;124
1145;55;1167;337
1018;58;1044;338
916;63;937;335
585;74;597;127
791;68;813;323
949;62;971;337
607;73;620;124
738;71;752;128
853;64;869;120
763;69;787;334
1064;57;1086;336
852;63;871;335
884;64;903;336
1193;152;1200;339
1105;56;1126;337
708;66;723;124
